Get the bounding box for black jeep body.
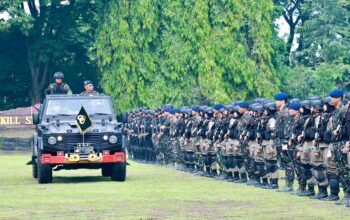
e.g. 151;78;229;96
30;95;127;184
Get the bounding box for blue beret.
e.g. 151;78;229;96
238;101;249;109
168;109;176;115
329;89;344;98
289;102;300;111
191;106;200;112
274;92;288;101
213;104;225;111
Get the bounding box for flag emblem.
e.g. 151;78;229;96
76;106;93;134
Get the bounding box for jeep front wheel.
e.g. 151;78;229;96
37;157;53;184
111;162;126;182
101;164;113;177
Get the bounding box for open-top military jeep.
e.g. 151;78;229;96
30;95;126;184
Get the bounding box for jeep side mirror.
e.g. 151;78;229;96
32;113;40;125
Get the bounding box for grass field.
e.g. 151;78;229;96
0;154;350;219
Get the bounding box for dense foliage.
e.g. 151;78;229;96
96;0;279;111
1;0;350;111
0;0;101;109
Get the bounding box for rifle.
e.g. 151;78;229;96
289;133;301;177
240;131;251;174
216;143;224;174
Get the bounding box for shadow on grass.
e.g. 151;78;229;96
53;176;110;184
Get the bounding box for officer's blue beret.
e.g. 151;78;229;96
191;106;200;112
289;102;300;111
213;104;225;111
329;89;344;98
274;92;288;101
168;109;176;115
238;101;249;109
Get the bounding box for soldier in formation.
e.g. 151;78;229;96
124;89;350;207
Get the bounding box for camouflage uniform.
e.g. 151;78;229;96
183;115;195;170
298;112;318;196
305;108;331;199
80;90;100;96
236;111;253;182
45;83;72;95
226;115;240;181
325;104;350;204
261;114;278;188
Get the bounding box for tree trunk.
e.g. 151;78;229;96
286;22;295;66
27;43;49;105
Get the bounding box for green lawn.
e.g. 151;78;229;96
0;154;349;219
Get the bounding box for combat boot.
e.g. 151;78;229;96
277;180;293;192
230;172;240;182
310;185;328;200
259;178;268;188
202;167;211;177
262;179;277;189
251;176;261;187
299;185;315;197
293;183;306;195
235;173;247;183
194;166;205;175
321;194;339;201
227;173;236;182
271;179;279;189
246;179;254;186
189;164;197;173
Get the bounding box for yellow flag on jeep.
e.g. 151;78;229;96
76;106;93;134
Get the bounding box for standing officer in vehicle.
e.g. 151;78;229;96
45;72;72;95
80;80;99;96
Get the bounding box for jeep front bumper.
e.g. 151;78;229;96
40;152;126;165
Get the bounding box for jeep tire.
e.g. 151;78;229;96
111;162;126;182
101;164;113;177
37;156;53;184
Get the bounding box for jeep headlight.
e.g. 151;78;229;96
109;135;118;144
48;136;57;145
57;136;63;142
103;135;109;141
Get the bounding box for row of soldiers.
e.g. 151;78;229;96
124;89;350;207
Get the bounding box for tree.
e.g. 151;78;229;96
280;0;350;97
281;64;350;98
96;0;278;112
293;0;349;67
273;0;305;65
0;0;101;107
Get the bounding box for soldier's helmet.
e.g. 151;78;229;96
54;72;64;79
263;101;277;111
300;100;311;110
310;99;323;110
322;96;333;106
253;103;264;113
345;92;350;101
224;104;234;113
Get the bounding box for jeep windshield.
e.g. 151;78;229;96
45;99;113;116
